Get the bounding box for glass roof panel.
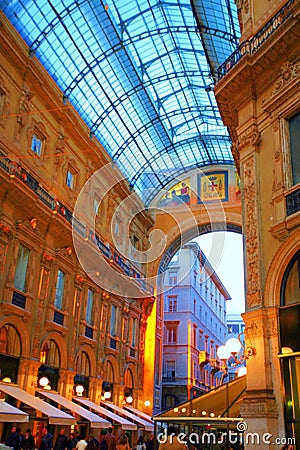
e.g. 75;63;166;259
1;0;240;205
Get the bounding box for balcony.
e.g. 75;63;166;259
286;188;300;216
12;291;26;309
85;325;94;340
217;0;296;80
53;310;64;326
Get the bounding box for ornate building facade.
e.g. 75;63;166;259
215;0;300;446
0;11;155;439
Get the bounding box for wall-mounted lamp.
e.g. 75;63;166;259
101;381;113;400
217;334;256;379
124;388;133;404
39;376;50;388
144;400;151;408
2;377;12;383
75;385;85;396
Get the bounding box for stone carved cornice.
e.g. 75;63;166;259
262;60;300;112
238;124;261;154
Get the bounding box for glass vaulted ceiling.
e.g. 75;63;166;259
1;0;240;205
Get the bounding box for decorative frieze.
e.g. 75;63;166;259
242;155;261;309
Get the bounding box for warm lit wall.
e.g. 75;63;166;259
0;11;155;413
215;0;300;445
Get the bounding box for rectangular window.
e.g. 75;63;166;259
86;289;94;325
167;326;177;344
167;296;177;312
14;244;30;292
166;361;176;378
168;273;178;285
66;169;74;189
130;317;137;346
289;112;300;185
31;134;42;156
54;270;65;309
110;304;118;336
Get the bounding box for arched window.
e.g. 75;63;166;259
0;325;21;383
74;351;91;396
106;360;114;382
281;250;300;306
77;351;90;377
124;368;133;388
0;325;21;357
39;339;60;367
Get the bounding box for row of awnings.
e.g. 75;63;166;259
0;383;154;430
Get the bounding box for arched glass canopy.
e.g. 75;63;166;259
1;0;240;204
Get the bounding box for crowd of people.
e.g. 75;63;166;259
2;426;156;450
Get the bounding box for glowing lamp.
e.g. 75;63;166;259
75;385;84;396
39;377;49;388
144;400;151;407
226;337;242;354
2;377;11;383
125;395;133;404
217;345;231;360
103;391;111;399
237;366;247;377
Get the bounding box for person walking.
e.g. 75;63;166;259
117;433;130;450
21;429;35;450
6;426;22;450
54;430;68;450
105;428;116;450
76;436;88;450
38;427;53;450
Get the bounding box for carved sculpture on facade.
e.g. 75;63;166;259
242;154;261;309
15;89;33;140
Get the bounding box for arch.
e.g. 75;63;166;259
0;316;30;358
158;222;242;275
75;345;97;377
123;363;138;389
102;355;120;383
264;228;300;308
40;332;68;369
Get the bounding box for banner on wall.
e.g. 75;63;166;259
198;171;228;202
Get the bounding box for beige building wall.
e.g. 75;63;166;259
0;11;155;436
216;0;300;446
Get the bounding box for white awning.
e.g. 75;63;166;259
124;405;153;424
74;397;137;430
0;401;29;423
0;383;75;425
102;402;153;432
38;391;111;429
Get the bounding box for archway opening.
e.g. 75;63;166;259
159;230;245;410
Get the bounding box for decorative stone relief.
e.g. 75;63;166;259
262;60;300;112
69;288;81;368
272;61;300;96
15;89;33;140
242;155;261;308
32;267;50;358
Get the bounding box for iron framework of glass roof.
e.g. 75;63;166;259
1;0;240;205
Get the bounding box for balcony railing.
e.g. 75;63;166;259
110;338;117;349
0;149;154;295
53;311;64;326
85;326;94;339
12;291;26;309
217;0;296;80
286;188;300;216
